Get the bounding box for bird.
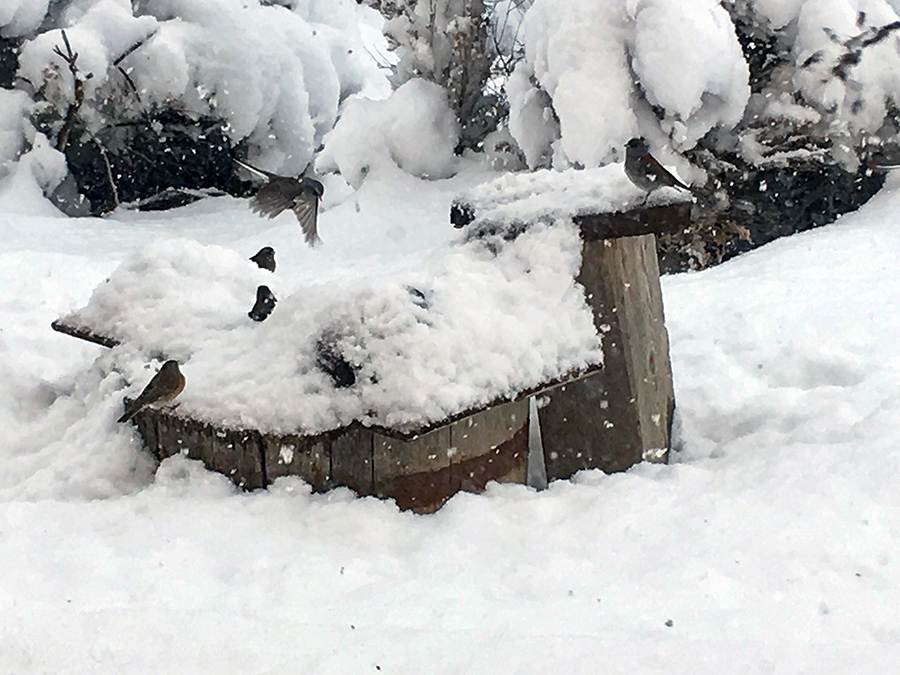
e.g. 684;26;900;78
624;138;692;200
250;245;276;272
117;360;185;423
234;158;324;246
866;144;900;171
248;285;277;322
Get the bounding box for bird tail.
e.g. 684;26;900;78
117;398;143;424
117;408;136;424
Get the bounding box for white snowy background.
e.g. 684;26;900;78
3;0;900;671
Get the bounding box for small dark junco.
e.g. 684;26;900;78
250;245;276;272
234;158;324;246
118;360;185;423
248;285;277;322
624;138;691;197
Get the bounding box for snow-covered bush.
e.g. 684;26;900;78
15;0;387;174
500;0;895;270
0;88;29;173
2;0;390;214
729;0;900;165
318;78;459;187
381;0;501;151
0;0;51;38
508;0;749;168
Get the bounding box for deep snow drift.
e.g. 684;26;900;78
62;216;599;435
1;162;900;672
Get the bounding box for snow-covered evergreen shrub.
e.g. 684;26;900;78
502;0;895;270
3;0;389;214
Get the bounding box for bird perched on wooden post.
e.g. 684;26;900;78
250;245;276;272
234;158;324;246
117;360;185;423
624;138;692;201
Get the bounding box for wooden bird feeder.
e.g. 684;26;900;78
52;172;687;512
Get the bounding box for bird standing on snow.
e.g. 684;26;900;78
234;158;324;246
250;245;276;272
624;138;692;198
248;285;277;322
117;360;186;423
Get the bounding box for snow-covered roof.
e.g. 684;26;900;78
453;165;691;235
61;220;602;436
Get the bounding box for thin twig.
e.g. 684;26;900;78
92;135;119;209
53;29;93;151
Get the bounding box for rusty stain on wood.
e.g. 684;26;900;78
390;423;528;512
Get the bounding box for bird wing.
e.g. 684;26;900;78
117;398;144;423
117;364;184;423
292;193;320;245
251;179;302;219
233;158;278;180
641;153;690;191
116;373;159;423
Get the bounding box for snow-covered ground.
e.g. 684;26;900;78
2;164;900;673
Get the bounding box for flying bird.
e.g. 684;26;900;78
234;158;324;246
624;138;692;199
118;360;185;423
250;245;276;272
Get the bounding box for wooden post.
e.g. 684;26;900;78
539;207;680;479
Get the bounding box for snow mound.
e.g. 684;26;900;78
63;227;600;435
0;0;51;37
454;165;692;231
0;90;30;174
630;0;749;148
318;79;459;187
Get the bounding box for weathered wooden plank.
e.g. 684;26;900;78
200;426;266;490
449;399;527;484
573;202;691;241
263;433;329;491
130;404;266;490
373;427;451;512
372;365;601;440
50;318;120;348
451;423;528;494
385;422;528;512
613;234;675;462
132;407;159;459
538;371;641;478
329;426;374;495
451;201;691;240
